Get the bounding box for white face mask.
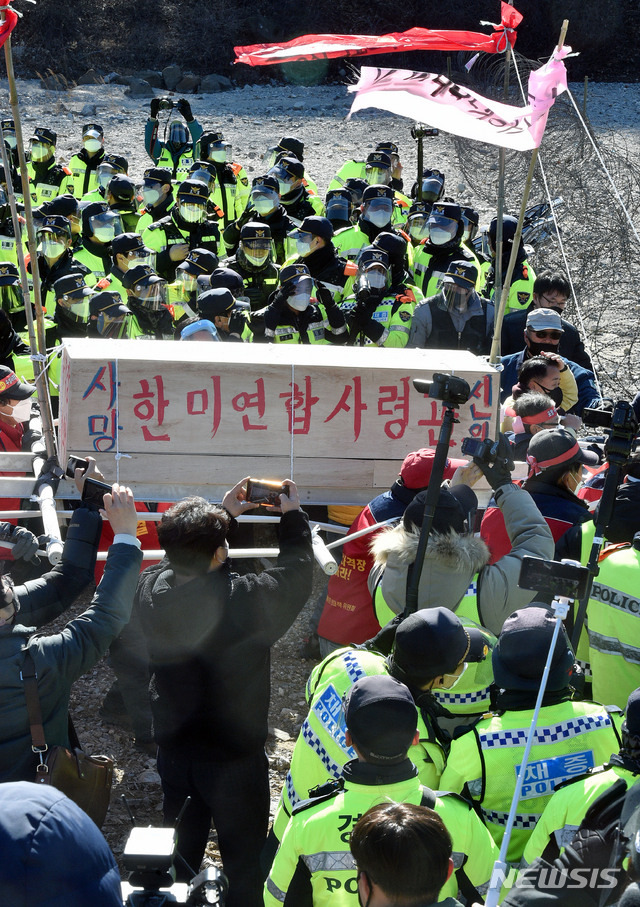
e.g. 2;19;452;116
10;397;32;423
288;291;311;312
179;202;206;224
84;138;103;154
242;247;270;267
252;193;278;215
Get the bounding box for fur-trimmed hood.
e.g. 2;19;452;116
370;525;490;618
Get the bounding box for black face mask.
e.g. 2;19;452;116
532;385;563;407
527;338;560;356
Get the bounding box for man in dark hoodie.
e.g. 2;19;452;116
133;477;312;906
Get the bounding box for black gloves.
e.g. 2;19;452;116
473;433;515;491
176;98;193;122
0;523;39;562
149;98;160;119
32;455;64;497
315;283;336;310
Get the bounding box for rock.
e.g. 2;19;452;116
137;769;161;783
176;73;200;93
77;69;103;86
103;72;121;84
40;74;70;92
162;64;182;91
272;727;291;741
137;70;163;88
200;73;233;93
124;79;155;99
80;103;98;118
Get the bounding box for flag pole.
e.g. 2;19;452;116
1;26;57;459
489;19;569;369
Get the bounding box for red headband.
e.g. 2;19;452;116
527;441;581;476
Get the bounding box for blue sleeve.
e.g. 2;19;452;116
568;364;600;415
145;118;162;163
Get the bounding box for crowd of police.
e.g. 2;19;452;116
1;97;640;907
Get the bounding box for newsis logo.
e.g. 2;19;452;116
492;866;621;891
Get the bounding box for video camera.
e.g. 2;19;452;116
413;372;471;408
120;826;228;906
582;400;638;462
411;124;439;139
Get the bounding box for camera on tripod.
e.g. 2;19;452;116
120;826;227;905
413;372;471;408
411;124;439;139
583;400;638;461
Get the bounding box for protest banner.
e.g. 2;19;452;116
58;341;499;504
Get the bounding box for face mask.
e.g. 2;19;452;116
242;247;269;267
428;226;454;246
39;238;66;259
10;397;32;423
441;662;468;690
179;202;206;224
176;270;198;292
362;270;387;291
295;238;313;258
288;291;311;312
363;206;391;229
252;193;278;215
366;168;389;186
527;338;560;356
4;135;16;150
142;185;162;207
84;138;102;153
539;386;564;407
93;224;116;243
31;143;51;163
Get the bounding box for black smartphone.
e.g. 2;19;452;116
81;477;112;509
66;456;89;479
245;479;289;507
518;556;590;600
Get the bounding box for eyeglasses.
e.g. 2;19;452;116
529;329;562;340
540;294;568;308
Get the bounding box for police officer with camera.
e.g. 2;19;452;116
145;97;203;183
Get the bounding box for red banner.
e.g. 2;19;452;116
235;2;521;66
0;0;18;50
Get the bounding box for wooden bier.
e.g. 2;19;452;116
58;341;500;505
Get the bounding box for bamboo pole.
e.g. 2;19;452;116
489;20;569;368
1;29;57;459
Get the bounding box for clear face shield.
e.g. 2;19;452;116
262;145;280;171
407;212;430;242
427;214;458;246
177;199;207;224
365;166;390;187
240;237;272;267
175;268;199;293
442;283;472;313
357;263;388;295
362;198;393;229
56;291;91;324
326;195;350;223
128;247;156;270
89;210;123;243
168;122;189;147
269;164;295;197
37;230;67;259
3;130;16;150
250;189;279;216
96;163;118;191
30;141;53;163
0;283;22;313
131;279;168;311
461;213;479;244
206;141;231;164
189;168;215;194
97;311;131;339
421;177;444;203
142;179;163;207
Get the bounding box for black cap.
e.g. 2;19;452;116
372;231;407;266
102;153;128;173
107;174;136;202
89;291;130;319
53;272;93;299
240;221;272;241
363;184;394;203
278;136;304;161
207;267;245;294
30;126;56;145
197;287;235;318
344;675;417;764
252;175;279;194
376;141;399;156
144;167;172;184
39;194;80;220
176;179;209;201
492;607;574;692
443;260;479;288
111;232;145;256
0;262;19;285
177;248;218;276
403;484;478;536
389;607;487;686
276;155;304;180
429;201;462;223
37;215;71;239
358;247;389;271
366;151;392;169
0;365;36;400
121;264;164;291
280;263;310;288
290;216;333;242
82;123;104;137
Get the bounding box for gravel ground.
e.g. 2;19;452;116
7;73;640;880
